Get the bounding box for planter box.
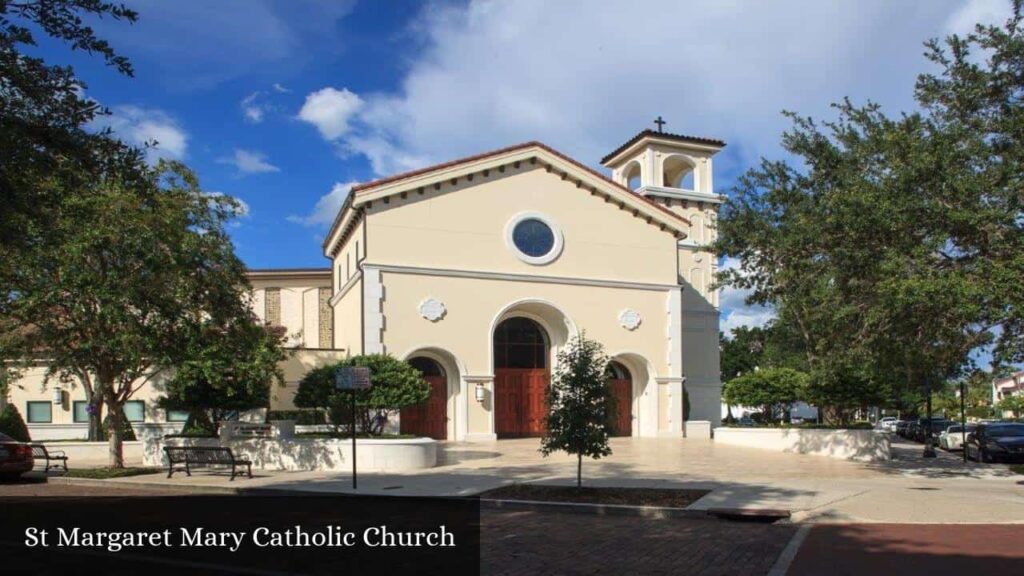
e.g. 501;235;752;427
144;436;437;472
714;427;891;461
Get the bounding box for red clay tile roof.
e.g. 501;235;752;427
599;129;726;165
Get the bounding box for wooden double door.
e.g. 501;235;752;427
607;361;633;437
400;358;448;440
494;368;549;438
493;317;550;438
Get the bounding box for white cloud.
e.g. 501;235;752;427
287;181;357;227
218;149;281;175
204;191;250;228
93;105;188;163
297;87;364;140
718;257;774;336
272;83;292;93
241;92;266;123
946;0;1012;35
308;1;975;178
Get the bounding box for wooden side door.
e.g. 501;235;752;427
609;378;632;436
401;375;447;440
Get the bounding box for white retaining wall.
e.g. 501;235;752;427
714;427;891;462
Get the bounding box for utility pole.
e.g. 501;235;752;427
923;374;937;458
960;381;968;464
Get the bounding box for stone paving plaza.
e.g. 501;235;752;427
94;437;1024;524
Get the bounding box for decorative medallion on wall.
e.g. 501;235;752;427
418;298;447;322
618;309;642;331
694;255;703;263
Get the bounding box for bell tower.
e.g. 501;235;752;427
602;122;727;428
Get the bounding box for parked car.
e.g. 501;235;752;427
875;417;898;432
913;419;950;443
965;422;1024;463
939;423;976;451
895;420;912;438
736;416;756;427
0;432;34;480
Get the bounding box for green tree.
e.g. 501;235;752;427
1;0;142;274
294;355;430;436
159;321;288;433
6;161;252;467
722;368;809;423
716;3;1024;424
540;333;612;488
997;395;1024;418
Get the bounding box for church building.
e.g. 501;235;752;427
310;128;725;440
7;128;725;442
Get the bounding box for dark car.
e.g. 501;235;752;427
895;420;912;438
0;432;34;480
966;422;1024;463
913;419;950;443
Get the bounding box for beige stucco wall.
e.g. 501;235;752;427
270;349;349;411
363;164;679;285
250;274;333;348
331;277;363;356
7;364;172;440
377;270;684;440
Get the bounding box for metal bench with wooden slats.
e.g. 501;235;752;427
163;446;252;481
32;444;69;473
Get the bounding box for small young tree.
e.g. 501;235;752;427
294;355;429;436
540;333;612;488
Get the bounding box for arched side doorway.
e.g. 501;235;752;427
606;361;633;437
493;317;549;438
400;357;448;440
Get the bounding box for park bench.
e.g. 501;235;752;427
163;446;252;481
32;444;68;473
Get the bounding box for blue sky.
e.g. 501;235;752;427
30;0;1012;337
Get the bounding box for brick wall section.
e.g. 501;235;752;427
318;287;333;348
264;288;281;326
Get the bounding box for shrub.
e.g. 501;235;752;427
294;355;429;436
266;410;327;425
0;404;31;442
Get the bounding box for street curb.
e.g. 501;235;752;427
44;476;296;496
479;497;712;519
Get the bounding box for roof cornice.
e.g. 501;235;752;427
600;129;726;167
322;141;692;257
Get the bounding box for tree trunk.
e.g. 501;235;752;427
87;397;103;442
105;393;125;468
577;453;582;489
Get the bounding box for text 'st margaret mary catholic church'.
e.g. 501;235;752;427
286;127;726;441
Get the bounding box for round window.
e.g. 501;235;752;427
506;212;563;265
513;218;554;257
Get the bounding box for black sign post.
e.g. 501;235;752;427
335;366;372;489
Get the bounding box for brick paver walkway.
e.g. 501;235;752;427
788;523;1024;576
483;508;795;576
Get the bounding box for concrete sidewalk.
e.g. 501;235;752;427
58;437;1024;524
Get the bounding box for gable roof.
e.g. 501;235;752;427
600;129;726;165
323;141;691;256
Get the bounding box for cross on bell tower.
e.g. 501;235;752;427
653;116;666;133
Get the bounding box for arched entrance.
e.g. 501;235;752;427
400;357;448;439
606;361;633;437
493;317;549;438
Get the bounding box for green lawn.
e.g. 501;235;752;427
64;467;162;479
1010;464;1024;475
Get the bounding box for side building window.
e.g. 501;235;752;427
26;401;52;424
123;400;146;422
73;401;89;423
166;409;189;422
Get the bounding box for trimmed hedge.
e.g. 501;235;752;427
266;409;327;425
